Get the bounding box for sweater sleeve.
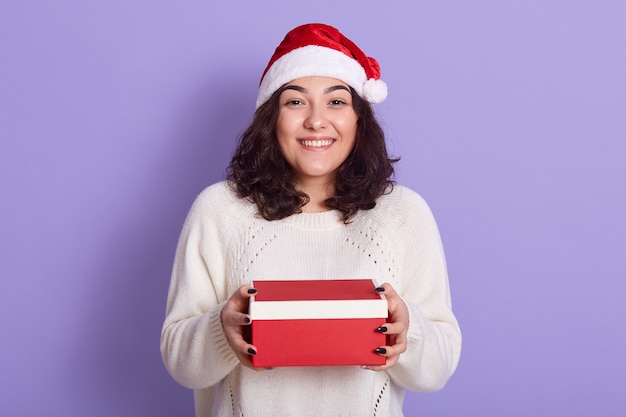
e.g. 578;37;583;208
160;186;241;389
385;188;462;392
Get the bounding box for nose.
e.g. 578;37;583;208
303;103;328;130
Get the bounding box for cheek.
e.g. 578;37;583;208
275;116;289;145
339;110;358;136
276;113;299;139
275;114;285;135
340;118;358;142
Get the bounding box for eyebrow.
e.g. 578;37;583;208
283;85;350;94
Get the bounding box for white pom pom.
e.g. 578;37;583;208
362;79;388;103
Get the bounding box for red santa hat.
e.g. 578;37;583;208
256;23;388;108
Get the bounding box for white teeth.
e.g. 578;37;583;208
300;139;334;147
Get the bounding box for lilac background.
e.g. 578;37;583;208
1;1;624;416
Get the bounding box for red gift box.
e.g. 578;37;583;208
249;279;388;367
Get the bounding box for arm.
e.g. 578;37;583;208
375;189;462;392
160;189;241;389
389;296;461;392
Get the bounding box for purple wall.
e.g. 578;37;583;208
1;1;624;416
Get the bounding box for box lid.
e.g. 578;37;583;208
249;279;388;320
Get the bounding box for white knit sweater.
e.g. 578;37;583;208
161;181;461;417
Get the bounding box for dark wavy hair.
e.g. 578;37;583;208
226;85;398;223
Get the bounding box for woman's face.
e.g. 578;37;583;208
276;76;358;188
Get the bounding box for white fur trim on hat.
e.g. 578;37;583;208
256;45;387;108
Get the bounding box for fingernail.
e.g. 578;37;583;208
376;326;387;333
247;288;258;294
243;317;251;324
247;348;257;355
375;347;387;355
375;287;385;292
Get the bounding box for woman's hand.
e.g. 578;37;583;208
368;282;409;371
220;284;262;370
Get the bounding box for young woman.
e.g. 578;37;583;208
161;23;461;417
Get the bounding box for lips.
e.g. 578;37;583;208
297;138;336;148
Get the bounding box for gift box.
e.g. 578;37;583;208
248;279;388;367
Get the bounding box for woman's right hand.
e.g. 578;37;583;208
220;284;261;370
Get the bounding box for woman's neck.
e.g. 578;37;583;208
297;180;335;213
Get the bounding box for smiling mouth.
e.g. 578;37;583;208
298;138;335;148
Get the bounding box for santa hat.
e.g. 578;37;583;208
256;23;388;108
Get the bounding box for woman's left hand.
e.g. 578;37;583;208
368;282;409;371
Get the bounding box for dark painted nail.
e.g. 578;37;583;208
247;348;257;355
375;287;385;292
247;288;258;294
243;317;251;324
375;347;387;355
376;326;387;333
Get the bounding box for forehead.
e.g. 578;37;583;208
284;76;351;90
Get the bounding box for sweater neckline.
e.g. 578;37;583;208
280;209;345;230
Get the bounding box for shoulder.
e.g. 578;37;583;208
376;184;433;217
186;181;256;225
194;180;239;205
356;184;440;234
